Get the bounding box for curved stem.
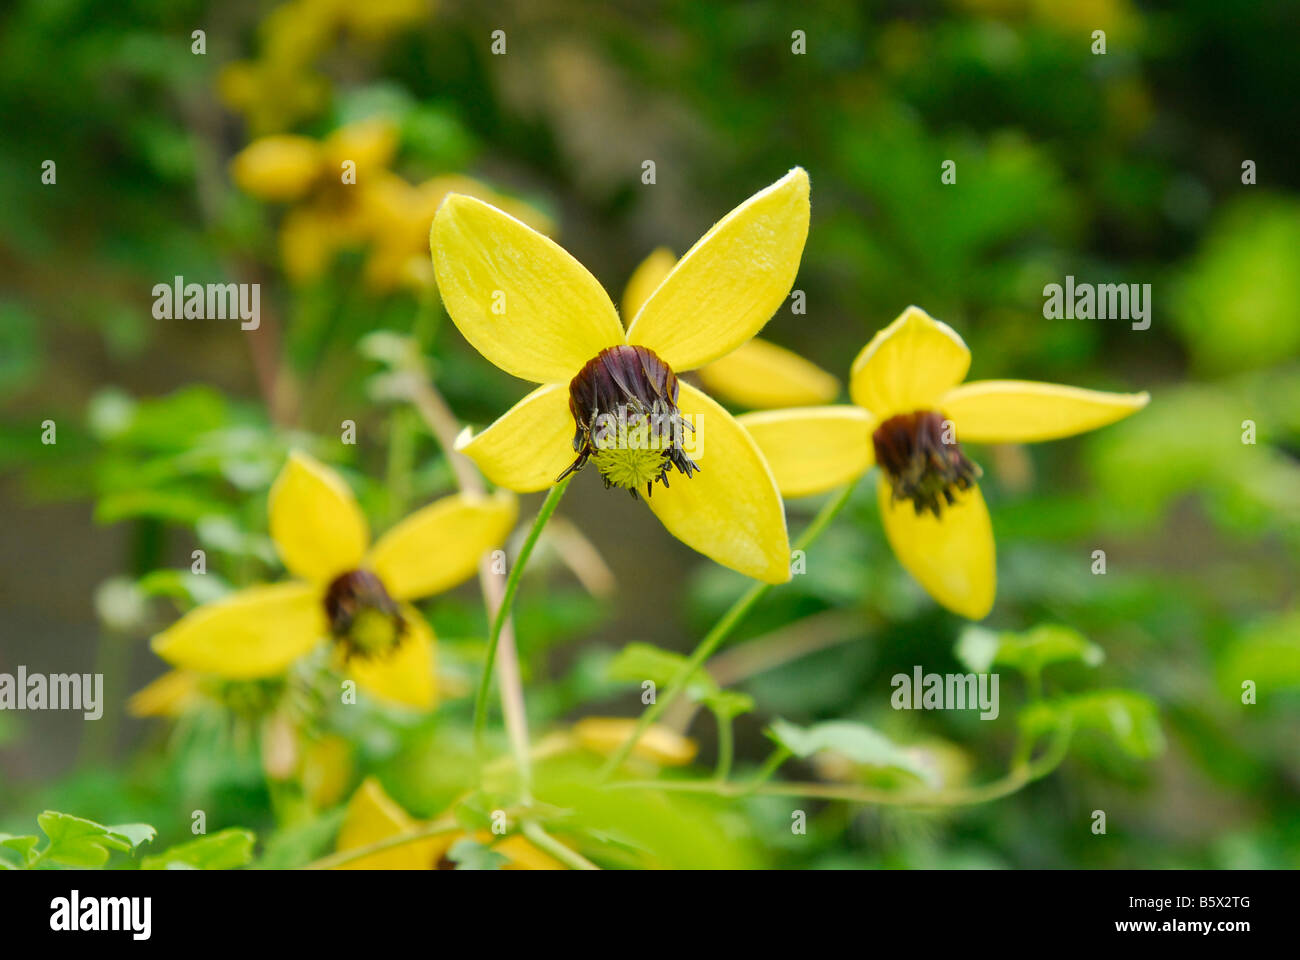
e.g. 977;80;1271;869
611;717;1075;808
521;821;600;871
472;476;573;771
597;480;858;781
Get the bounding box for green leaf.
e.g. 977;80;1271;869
135;568;231;606
36;811;155;866
0;833;40;868
108;823;157;850
703;689;755;719
1068;690;1165;759
1019;690;1164;760
445;838;507;871
1216;611;1300;698
957;624;1103;675
607;642;719;703
766;719;937;786
141;829;255;870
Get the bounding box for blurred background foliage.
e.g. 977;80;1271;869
1;0;1297;869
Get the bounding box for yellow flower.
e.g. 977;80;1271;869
363;174;555;294
150;452;517;708
739;306;1149;619
229;134;327;203
435;169;812;583
623;248;840;410
218;0;432;134
230;120;402;284
218;61;330;138
334;778;561;870
572;717;698;766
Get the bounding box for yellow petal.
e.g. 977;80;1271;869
877;478;995;620
645;383;791;584
698;337;841;409
497;837;564;870
418;176;555;237
455;384;575;493
150;583;325;679
940;380;1151;444
268;452;370;583
280;204;346;283
737;406;874;498
573;717;699;766
621;247;676;322
367;491;518;600
335;778;441;870
127;670;202;718
626;168;810;371
321;118;399;178
431;193;624;382
849;306;971;418
229;135;323;202
344;606;437;709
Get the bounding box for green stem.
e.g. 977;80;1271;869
739;745;792;795
611;719;1075;808
597;481;858;781
713;711;734;782
520;821;600;871
472;476;573;761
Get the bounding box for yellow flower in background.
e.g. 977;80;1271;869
623;248;840;410
435;169;812;583
230;124;552;293
334;778;561;870
364;174;555;294
230;120;403;284
219;0;433;135
572;717;697;767
739;306;1149;619
151;452;516;708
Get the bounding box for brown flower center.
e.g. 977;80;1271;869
872;410;982;518
323;569;406;660
559;344;699;498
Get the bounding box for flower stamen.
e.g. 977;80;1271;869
560;344;699;498
872;410;982;517
323;569;406;660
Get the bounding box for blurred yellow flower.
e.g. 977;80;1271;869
572;717;698;766
623;248;840;410
151;451;517;708
230;120;402;284
230;125;552;294
219;0;433;134
334;778;561;870
364;174;555;294
740;306;1149;619
437;169;812;583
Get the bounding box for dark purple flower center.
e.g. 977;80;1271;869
872;410;982;517
559;344;699;498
